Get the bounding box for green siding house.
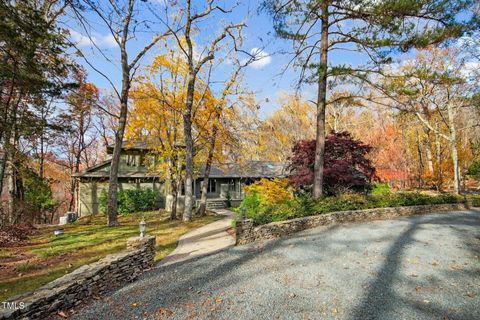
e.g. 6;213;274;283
73;142;286;216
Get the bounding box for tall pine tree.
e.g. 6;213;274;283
262;0;479;198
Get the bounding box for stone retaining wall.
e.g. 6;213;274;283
236;203;470;245
0;235;156;320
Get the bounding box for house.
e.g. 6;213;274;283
73;141;287;216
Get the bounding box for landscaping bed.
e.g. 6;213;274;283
237;190;471;226
0;211;221;301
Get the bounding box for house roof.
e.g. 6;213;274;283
106;140;150;154
73;160;287;179
202;161;287;179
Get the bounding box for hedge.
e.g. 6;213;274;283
99;188;158;214
238;192;467;226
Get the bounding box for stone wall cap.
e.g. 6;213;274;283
127;235;156;242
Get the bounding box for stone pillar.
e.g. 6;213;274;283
127;235;156;268
235;219;254;245
463;196;472;210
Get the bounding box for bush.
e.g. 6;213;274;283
237;178;294;225
467;194;480;207
243;191;465;225
467;160;480;181
99;188;157;215
288;132;376;195
371;183;391;196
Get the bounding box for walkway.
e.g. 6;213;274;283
157;208;236;267
72;209;479;320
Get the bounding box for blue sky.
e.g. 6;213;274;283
65;0;336;118
66;0;474;118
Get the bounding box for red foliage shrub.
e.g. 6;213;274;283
288;132;376;194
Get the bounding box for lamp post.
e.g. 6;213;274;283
242;207;246;220
139;218;146;238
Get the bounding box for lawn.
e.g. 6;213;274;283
0;210;221;301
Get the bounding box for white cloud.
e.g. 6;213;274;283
249;48;272;69
69;29;118;48
101;34;118;48
70;29;93;47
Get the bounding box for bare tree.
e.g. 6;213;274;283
158;0;246;221
196;55;255;216
70;0;170;226
381;47;480;194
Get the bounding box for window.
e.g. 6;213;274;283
207;179;216;193
200;179;217;193
126;154;136;166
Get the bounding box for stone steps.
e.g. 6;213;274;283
206;200;227;209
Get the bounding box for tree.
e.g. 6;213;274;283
0;0;73;224
58;68;99;211
288;132;376;195
262;0;478;198
196;56;254;217
257;94;315;162
128;51;190;220
382;47;479;193
128;49;223;219
71;0;170;226
160;0;246;221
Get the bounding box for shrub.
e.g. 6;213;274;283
99;188;157;215
244;191;465;225
237;178;294;224
467;160;480;181
288;132;376;195
244;178;294;205
371;183;391;196
467;194;480;207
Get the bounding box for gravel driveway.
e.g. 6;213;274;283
72;210;480;320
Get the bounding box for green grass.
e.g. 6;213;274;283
0;210;221;301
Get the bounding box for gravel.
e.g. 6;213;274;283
70;209;480;320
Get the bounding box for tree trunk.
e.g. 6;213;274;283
197;127;217;216
107;36;131;226
446;103;460;194
167;158;178;220
182;74;196;221
313;4;329;199
435;132;443;190
170;182;178;220
425;139;434;175
107;97;128;226
451;139;460;194
6;160;15;224
416;130;424;188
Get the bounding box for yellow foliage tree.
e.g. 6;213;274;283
128;49;217;219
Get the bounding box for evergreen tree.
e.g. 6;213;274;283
262;0;479;198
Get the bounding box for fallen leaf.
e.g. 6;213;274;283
466;292;477;298
158;307;173;316
57;311;68;318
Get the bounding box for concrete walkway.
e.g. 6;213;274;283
157;209;236;267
